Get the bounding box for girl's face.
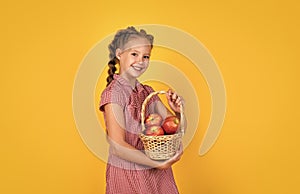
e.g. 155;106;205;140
116;37;152;83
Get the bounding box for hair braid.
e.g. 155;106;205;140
105;26;154;86
106;57;117;86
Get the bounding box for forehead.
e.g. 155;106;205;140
123;37;151;51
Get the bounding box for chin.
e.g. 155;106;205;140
132;70;146;78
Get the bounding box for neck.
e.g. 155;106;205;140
120;74;137;89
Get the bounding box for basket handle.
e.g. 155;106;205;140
141;90;185;135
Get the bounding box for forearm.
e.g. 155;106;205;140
108;138;159;168
175;111;187;133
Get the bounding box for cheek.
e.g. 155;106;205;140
126;56;135;64
142;60;148;66
120;56;131;66
143;63;149;71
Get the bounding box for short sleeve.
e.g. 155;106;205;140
99;82;126;112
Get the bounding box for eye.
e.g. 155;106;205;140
131;52;138;57
143;55;150;59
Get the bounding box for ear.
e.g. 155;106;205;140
115;48;122;60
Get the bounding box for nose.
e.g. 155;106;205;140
136;56;144;64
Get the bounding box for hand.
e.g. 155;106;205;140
166;89;184;113
156;144;183;170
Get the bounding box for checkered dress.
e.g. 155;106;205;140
100;74;179;194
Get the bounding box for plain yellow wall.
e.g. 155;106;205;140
1;0;300;194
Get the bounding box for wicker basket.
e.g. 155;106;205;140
140;91;185;160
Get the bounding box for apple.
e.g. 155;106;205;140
162;116;180;135
144;113;163;128
144;125;165;136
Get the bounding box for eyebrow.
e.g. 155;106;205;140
131;49;141;53
131;49;150;56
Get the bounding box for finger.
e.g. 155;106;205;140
176;144;183;156
175;96;181;104
170;152;180;161
166;89;173;100
174;152;182;161
178;148;183;156
172;92;177;102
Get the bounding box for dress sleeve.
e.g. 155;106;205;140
99;83;125;112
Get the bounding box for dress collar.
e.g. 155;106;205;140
113;74;142;91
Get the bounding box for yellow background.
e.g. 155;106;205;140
1;0;300;193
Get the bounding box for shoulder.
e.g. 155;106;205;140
99;80;126;111
102;79;123;96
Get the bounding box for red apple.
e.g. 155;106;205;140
162;116;180;134
144;125;165;136
144;113;163;128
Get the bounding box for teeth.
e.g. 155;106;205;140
132;66;142;71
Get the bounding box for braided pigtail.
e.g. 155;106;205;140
105;26;154;86
106;57;118;86
106;33;120;86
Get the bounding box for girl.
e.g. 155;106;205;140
99;26;185;194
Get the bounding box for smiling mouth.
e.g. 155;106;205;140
131;65;143;71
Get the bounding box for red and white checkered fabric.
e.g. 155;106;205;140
100;74;179;194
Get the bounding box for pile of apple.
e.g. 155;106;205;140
144;113;180;136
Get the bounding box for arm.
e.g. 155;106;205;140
104;103;181;169
155;89;187;131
